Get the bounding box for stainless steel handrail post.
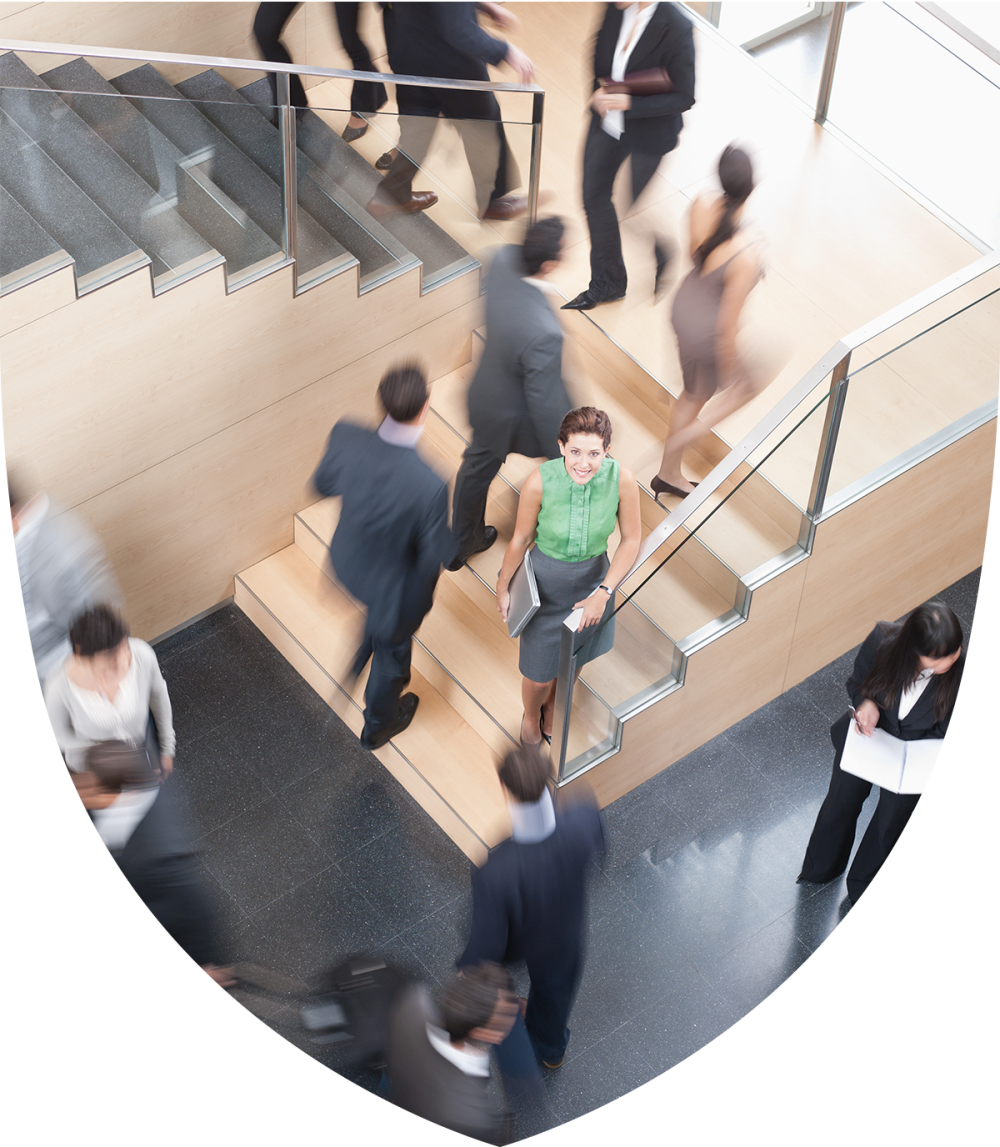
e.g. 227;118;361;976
551;615;580;782
806;351;852;521
527;90;545;226
815;2;846;124
277;71;297;287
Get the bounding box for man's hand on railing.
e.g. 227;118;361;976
504;43;535;84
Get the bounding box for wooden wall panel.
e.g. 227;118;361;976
73;305;475;639
2;263;479;509
783;420;996;689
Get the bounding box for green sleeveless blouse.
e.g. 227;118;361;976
534;456;621;562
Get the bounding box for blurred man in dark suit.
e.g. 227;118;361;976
458;743;606;1068
312;363;451;749
387;962;517;1143
447;217;572;571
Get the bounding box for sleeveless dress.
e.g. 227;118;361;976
518;456;621;682
670;240;761;401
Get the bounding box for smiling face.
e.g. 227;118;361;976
559;432;608;485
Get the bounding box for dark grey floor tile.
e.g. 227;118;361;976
789;646;857;724
626;975;741;1076
787;879;848;953
198;797;338;917
277;753;416;861
154;604;242;662
246;865;398;983
600;783;696;870
395;895;472;987
935;567;980;632
729;796;827;916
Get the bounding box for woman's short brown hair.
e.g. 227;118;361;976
557;407;612;450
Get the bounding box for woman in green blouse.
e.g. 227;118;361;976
497;407;642;746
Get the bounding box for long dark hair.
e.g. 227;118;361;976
859;601;964;724
693;144;754;270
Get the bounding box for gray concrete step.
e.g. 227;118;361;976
0;51;219;293
0;183;73;294
176;69;419;292
110;63;356;289
0;106;148;294
41;57;280;289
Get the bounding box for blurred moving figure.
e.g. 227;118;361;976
252;2;387;136
562;1;696;311
312;363;451;750
447;217;573;572
74;740;235;986
798;602;965;904
387;961;517;1143
368;1;534;219
652;144;767;501
44;605;176;777
9;473;120;685
458;744;606;1069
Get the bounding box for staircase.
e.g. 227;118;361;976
235;319;807;861
0;50;477;298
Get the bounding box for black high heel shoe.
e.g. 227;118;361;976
650;475;699;506
540;713;552;746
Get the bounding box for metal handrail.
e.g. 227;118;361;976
0;36;543;94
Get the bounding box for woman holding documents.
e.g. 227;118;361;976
496;408;641;747
798;602;964;903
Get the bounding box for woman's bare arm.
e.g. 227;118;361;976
496;467;543;621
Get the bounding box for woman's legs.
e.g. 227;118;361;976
657;391;706;489
521;676;555;745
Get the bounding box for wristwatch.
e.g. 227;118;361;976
597;584;613;596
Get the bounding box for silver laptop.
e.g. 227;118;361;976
507;548;540;638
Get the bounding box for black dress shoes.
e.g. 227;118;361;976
560;288;626;311
446;525;499;572
360;693;420;751
342;121;368;142
650;475;699;505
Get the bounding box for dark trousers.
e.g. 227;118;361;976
352;613;414;734
494;1011;552;1133
253;2;308;108
333;3;388;113
450;443;504;562
524;951;582;1063
375;86;518;214
132;856;219;967
800;752;920;902
582;123;666;297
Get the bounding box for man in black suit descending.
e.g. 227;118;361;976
458;743;606;1069
563;1;696;310
447;217;573;571
312;363;451;749
368;1;535;220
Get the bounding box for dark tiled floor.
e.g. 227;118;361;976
152;569;979;1133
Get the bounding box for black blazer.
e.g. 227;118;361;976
590;1;696;156
457;799;606;972
831;622;965;754
99;783;217;967
312;422;451;637
386;2;508;80
467;245;573;461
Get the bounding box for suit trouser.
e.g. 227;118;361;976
132;856;218;967
582;124;667;297
375;87;520;216
333;3;388;113
450;443;505;562
800;752;920;901
524;950;582;1063
352;614;414;733
494;1012;552;1131
253;3;308;108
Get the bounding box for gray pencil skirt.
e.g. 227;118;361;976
518;549;616;683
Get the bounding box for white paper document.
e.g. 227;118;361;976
840;725;942;795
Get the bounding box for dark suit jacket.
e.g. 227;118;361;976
831;622;965;753
312;422;451;637
386;2;508;80
387;983;503;1144
467;245;572;461
97;783;216;966
590;1;696;155
457;799;606;973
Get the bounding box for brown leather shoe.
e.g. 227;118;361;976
482;193;529;221
366;192;438;218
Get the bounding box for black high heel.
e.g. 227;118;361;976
540;713;552;746
650;475;699;506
